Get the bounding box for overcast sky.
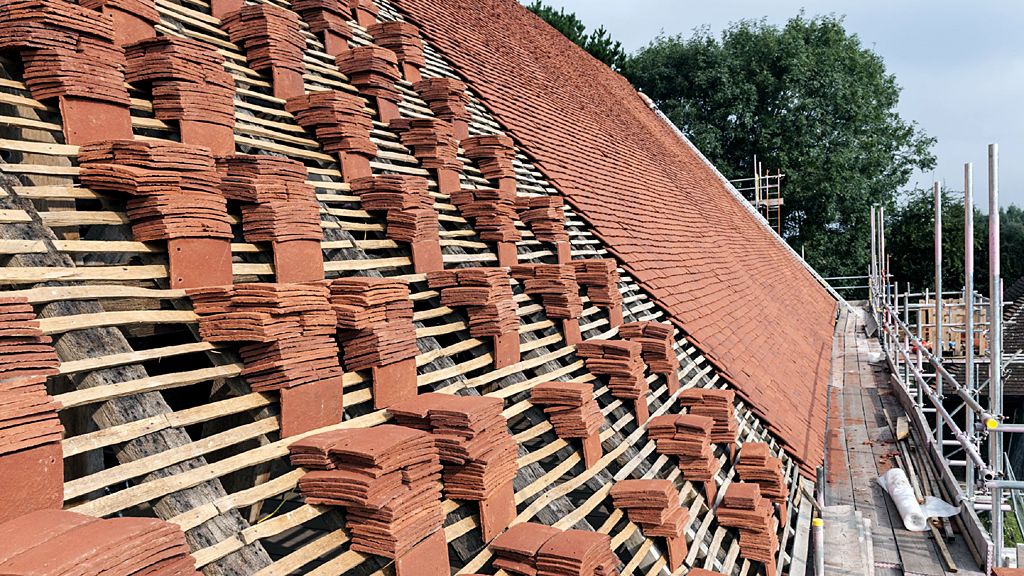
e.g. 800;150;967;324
536;1;1023;211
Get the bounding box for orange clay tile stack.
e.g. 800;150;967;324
679;388;738;458
349;175;442;273
414;77;472;140
0;298;62;523
347;0;378;28
79;0;158;46
451;187;521;266
575;339;650;424
516;196;571;263
490;523;620;576
571;259;623;328
77;139;234;288
647;414;720;504
124;36;236;155
367;21;426;82
716;482;779;575
288;426;449;576
219;154;324;283
736;442;788;519
187;283;343;437
327;277;419;409
0;0;132;144
389;393;518;541
336;45;403;123
609;479;689;571
0;510;199;575
618;321;680;393
530;381;604;469
427;267;521;369
510;264;584;344
285;90;377;181
292;0;352;56
389;117;463;194
221;4;306;99
688;569;726;576
462;133;518;193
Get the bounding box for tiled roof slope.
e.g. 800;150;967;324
392;0;838;467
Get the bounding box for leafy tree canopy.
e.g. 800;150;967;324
526;1;628;70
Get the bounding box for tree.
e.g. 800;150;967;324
526;1;628;70
622;15;936;278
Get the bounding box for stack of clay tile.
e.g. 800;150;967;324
78;140;231;242
462;134;517;182
347;0;378;27
0;0;129;105
390;117;461;171
79;0;159;28
188;283;340;392
571;259;622;310
608;479;688;567
292;0;351;40
124;36;235;128
414;78;471;127
0;297;62;457
735;442;787;504
219;155;322;244
328;277;418;371
530;382;603;440
367;21;425;72
427;268;519;338
516;196;569;244
350;174;438;244
510;264;582;320
222;4;305;76
336;45;402;104
716;482;779;570
490;523;619;576
389;393;517;501
575;340;647;401
678;388;738;448
288;425;445;559
618;322;678;380
0;510;199;575
647;414;720;484
450;187;521;243
285;90;377;158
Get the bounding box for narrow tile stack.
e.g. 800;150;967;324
389;393;518;541
288;425;449;569
348;0;378;27
516;196;570;262
571;259;623;328
576;339;649;423
462;134;517;191
0;297;63;523
292;0;352;56
124;36;236;154
328;277;418;408
389;117;462;193
530;381;603;469
78;140;231;243
451;187;522;244
0;510;199;575
336;46;402;122
647;414;720;502
679;388;738;457
618;321;680;393
367;21;425;82
427;268;521;369
609;479;689;571
350;175;441;272
79;0;159;45
188;283;343;436
222;4;306;99
510;264;583;344
736;442;787;517
716;482;779;574
490;523;620;576
285;90;377;180
414;77;471;139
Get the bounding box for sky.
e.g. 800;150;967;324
534;1;1024;211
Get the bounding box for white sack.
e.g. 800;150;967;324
877;468;960;531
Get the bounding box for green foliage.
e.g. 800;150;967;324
622;15;937;278
526;1;628;70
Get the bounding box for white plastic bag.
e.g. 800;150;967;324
877;468;960;531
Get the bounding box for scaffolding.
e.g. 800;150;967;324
867;144;1022;571
730;155;784;235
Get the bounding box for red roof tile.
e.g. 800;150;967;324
393;0;837;470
